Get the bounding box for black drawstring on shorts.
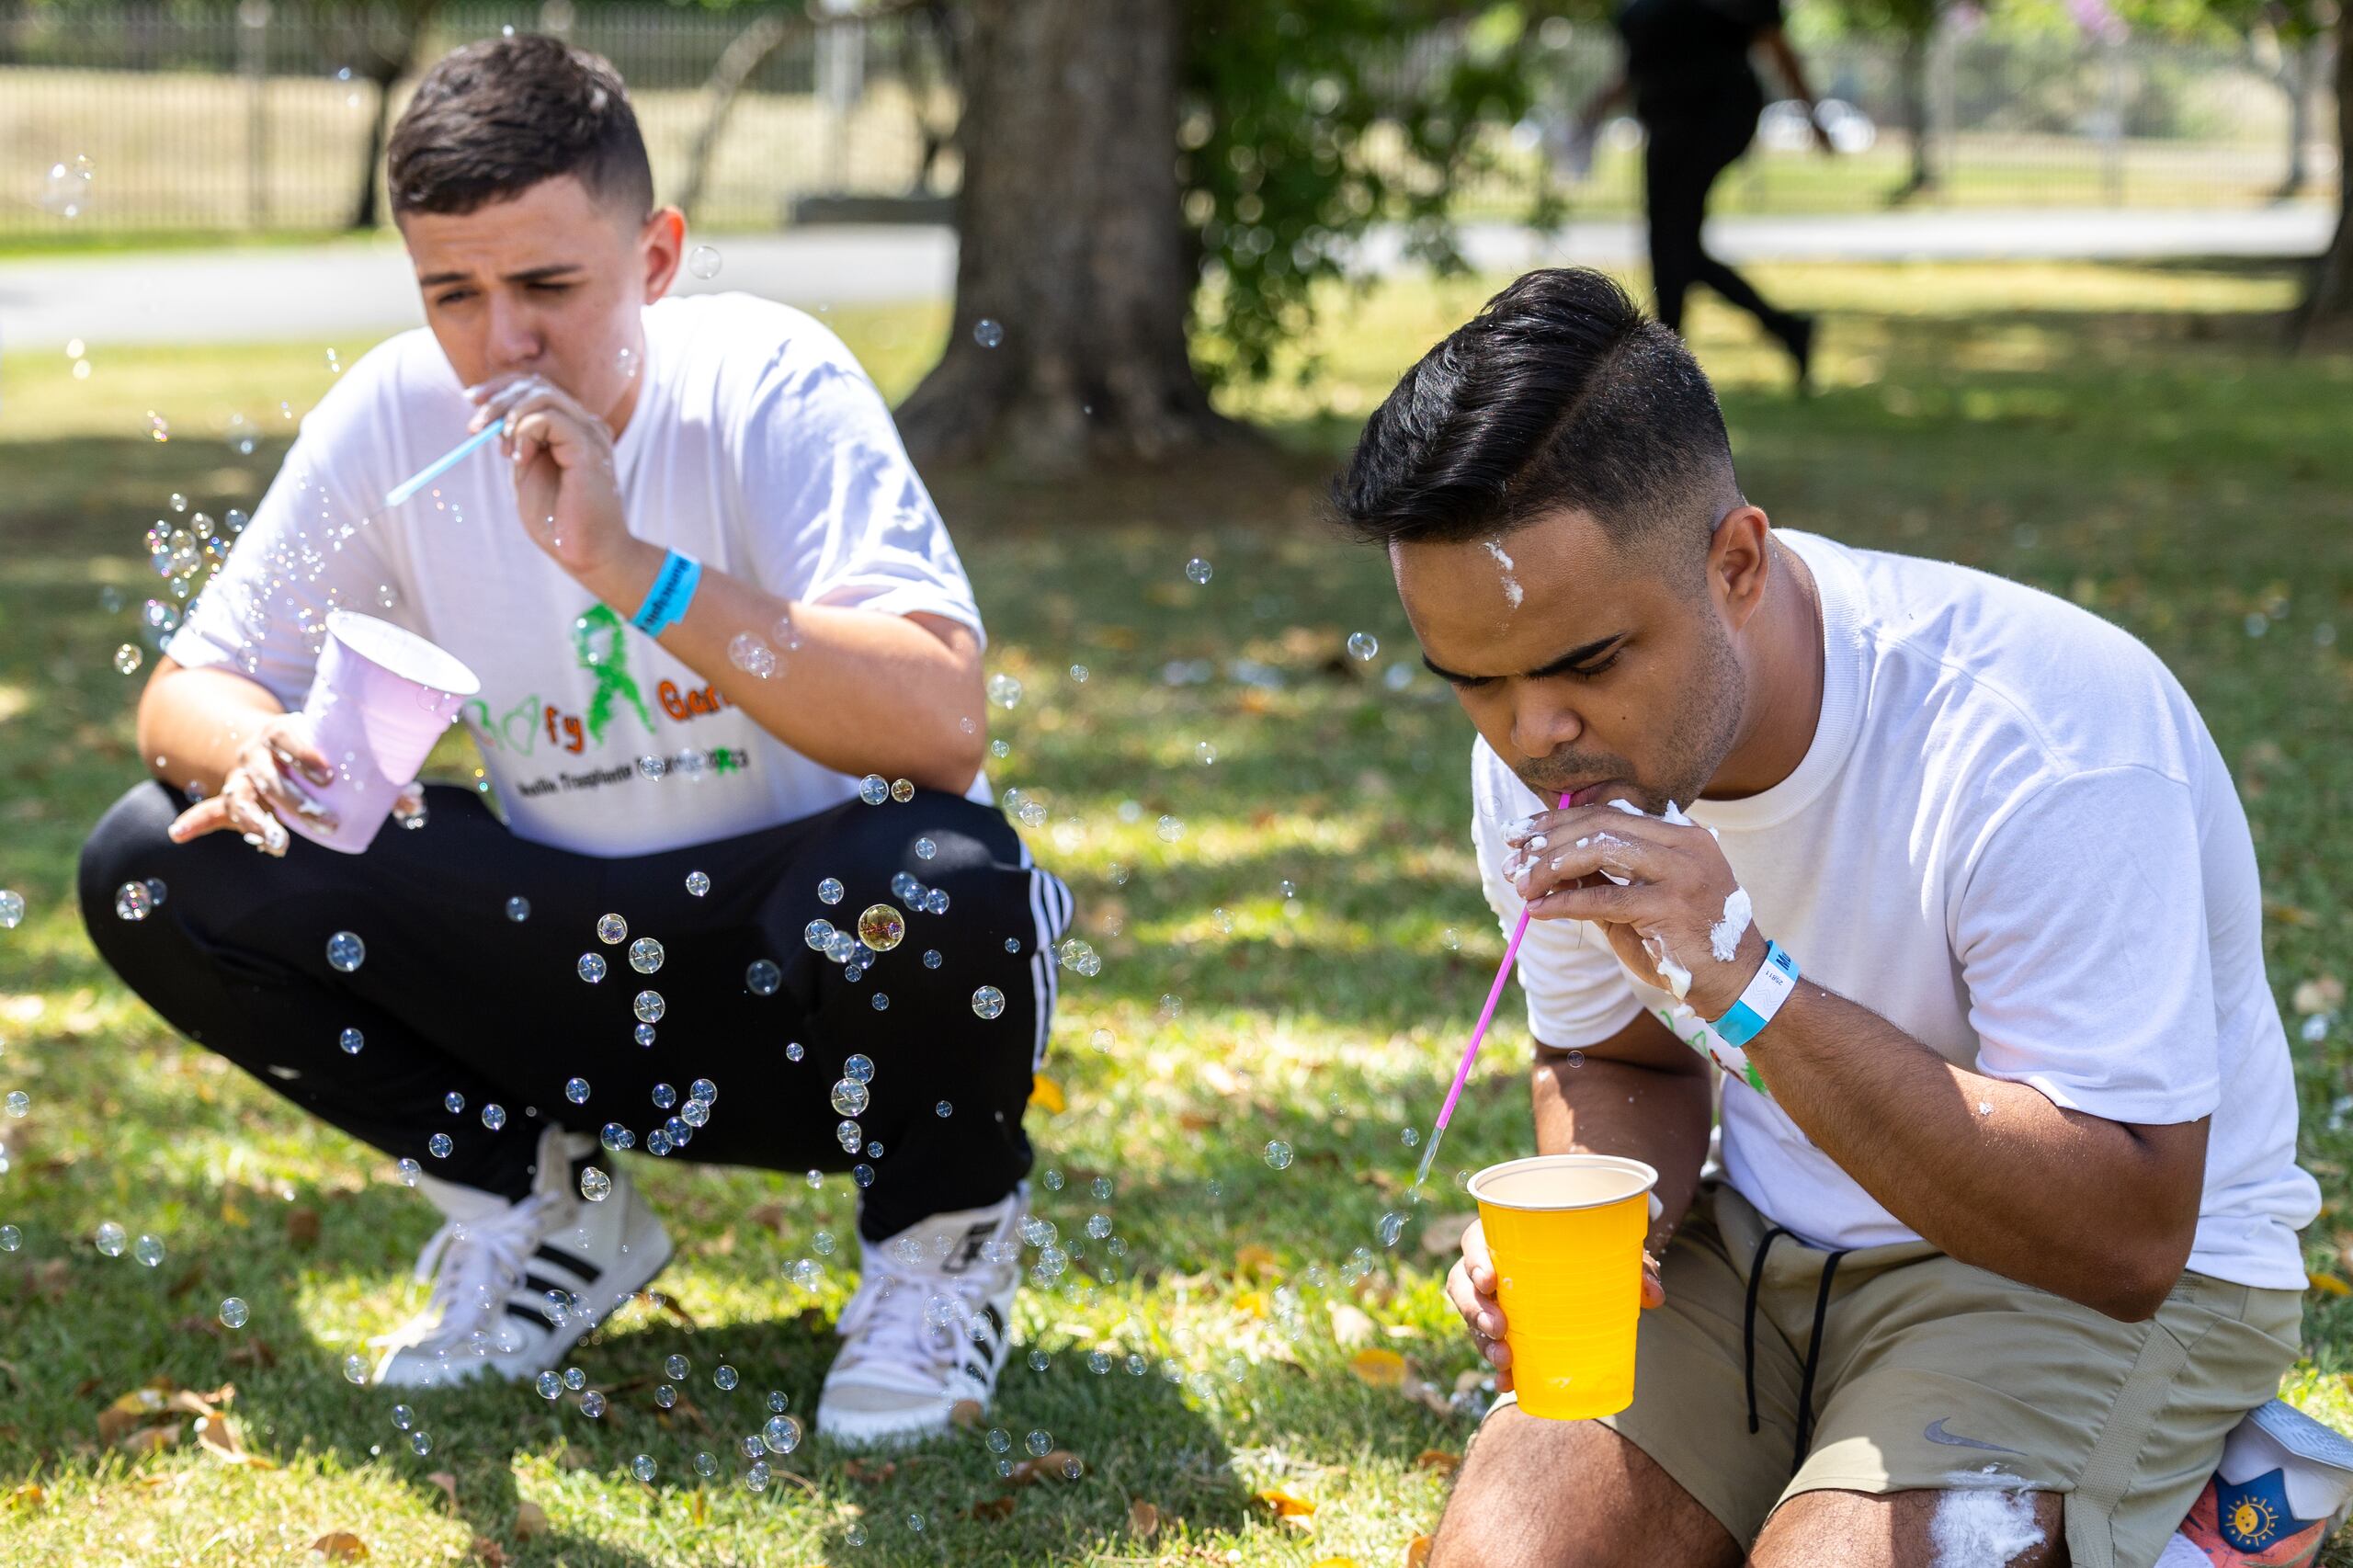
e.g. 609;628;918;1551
1742;1224;1851;1476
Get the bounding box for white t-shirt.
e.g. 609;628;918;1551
170;292;985;857
1472;528;2318;1290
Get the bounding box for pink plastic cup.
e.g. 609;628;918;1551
278;610;481;856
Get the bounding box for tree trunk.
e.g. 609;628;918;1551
2292;7;2351;346
345;2;440;232
894;0;1246;471
678;12;795;223
1888;28;1935;205
2274;41;2313;199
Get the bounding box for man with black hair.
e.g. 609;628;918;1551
1336;267;2316;1567
78;34;1070;1445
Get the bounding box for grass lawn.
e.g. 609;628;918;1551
0;258;2349;1566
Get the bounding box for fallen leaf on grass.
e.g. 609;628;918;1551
950;1399;984;1428
119;1423;183;1456
1328;1301;1376;1347
746;1202;790;1234
642;1291;698;1329
843;1456;897;1485
1415;1449;1461;1475
1347;1347;1409;1389
1006;1449;1086;1486
470;1537;506;1565
6;1483;42;1509
1419;1213;1476;1258
2311;1273;2352;1298
1029;1075;1066;1115
513;1500;548;1540
966;1495;1017;1521
1256;1485;1316;1518
285;1207;321;1249
1129;1499;1162;1537
195;1412;274;1469
24;1259;68;1305
310;1533;369;1562
425;1471;459;1512
1233;1244;1279;1278
2296;976;2346;1016
1405;1535;1435;1567
686;1488;709;1527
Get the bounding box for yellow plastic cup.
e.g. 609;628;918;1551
1469;1153;1658;1421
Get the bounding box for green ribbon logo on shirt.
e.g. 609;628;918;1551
571;603;655;743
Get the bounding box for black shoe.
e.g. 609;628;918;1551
1783;313;1816;396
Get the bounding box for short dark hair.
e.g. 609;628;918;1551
1333;268;1738;562
388;34;654;222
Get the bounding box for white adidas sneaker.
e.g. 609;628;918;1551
369;1125;671;1388
815;1187;1026;1446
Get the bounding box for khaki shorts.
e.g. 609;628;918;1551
1485;1181;2302;1568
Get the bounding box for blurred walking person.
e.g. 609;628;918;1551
1576;0;1831;389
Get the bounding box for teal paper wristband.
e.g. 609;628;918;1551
631;551;700;637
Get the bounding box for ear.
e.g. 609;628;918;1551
639;206;685;303
1708;505;1772;632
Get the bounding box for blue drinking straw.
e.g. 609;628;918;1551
382;418;506;510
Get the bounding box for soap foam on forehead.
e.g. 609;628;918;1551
1483;539;1524;608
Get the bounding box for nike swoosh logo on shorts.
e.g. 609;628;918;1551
1923;1418;2024;1455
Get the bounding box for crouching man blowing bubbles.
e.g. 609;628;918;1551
1334;269;2318;1568
77;36;1072;1444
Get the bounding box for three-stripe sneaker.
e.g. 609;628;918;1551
815;1188;1026;1446
369;1125;671;1388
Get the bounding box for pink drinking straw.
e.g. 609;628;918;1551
1415;790;1572;1188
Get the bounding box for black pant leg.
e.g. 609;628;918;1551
77;780;566;1199
1647;110;1795;339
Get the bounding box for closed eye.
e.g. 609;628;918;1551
432;282;573;306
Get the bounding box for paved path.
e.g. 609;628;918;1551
0;205;2331;352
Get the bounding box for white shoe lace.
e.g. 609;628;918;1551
831;1256;999;1396
370;1191;563;1363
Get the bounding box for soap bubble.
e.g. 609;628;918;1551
580;1167;611;1201
892;871;925;902
665;1354;689;1380
391;1404;415;1431
115;881;153;921
429;1132;452;1158
1186;557;1212;585
1196;741;1216;766
326;931;365;971
113;644;142;676
615;346;639;381
95;1221;128;1256
857;904;905;952
1155;815;1185;844
746;959;781;995
1264;1140;1294;1170
972;318;1005;348
633;990;665;1023
688;244;722;279
923;949;943;970
1347;631;1381;661
679;1098;709;1126
936;1100;953;1118
914;837;936;860
631;1453;656;1483
506;896;530;922
763;1414;801;1454
818;878;846;904
597;913;627;944
218;1296;249;1328
836;1119;862;1152
986;672;1023;710
1026;1429;1051;1456
602;1123;634;1151
831;1079;870;1117
396;1158;421;1186
5;1091;27;1117
1378;1210;1408;1247
972;986;1006;1019
581;1391;607;1417
926;888;950;915
444;1091;464;1114
410;1430;434;1455
578;953;608;983
343;1352;368;1383
340;1027;365;1055
727;632;777;678
629;937;665;974
686;870;710;896
714;1364;739;1391
852;1163;875;1187
39;155;93;218
652;1083;676;1110
481;1104;506;1131
858;775;890;805
0;1226;17;1251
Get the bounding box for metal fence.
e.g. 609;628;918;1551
0;2;2338;241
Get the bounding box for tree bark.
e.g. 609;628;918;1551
2292;6;2351;346
894;0;1247;471
1888;27;1936;204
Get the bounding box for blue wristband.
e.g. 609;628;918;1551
631;551;700;637
1711;940;1801;1048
